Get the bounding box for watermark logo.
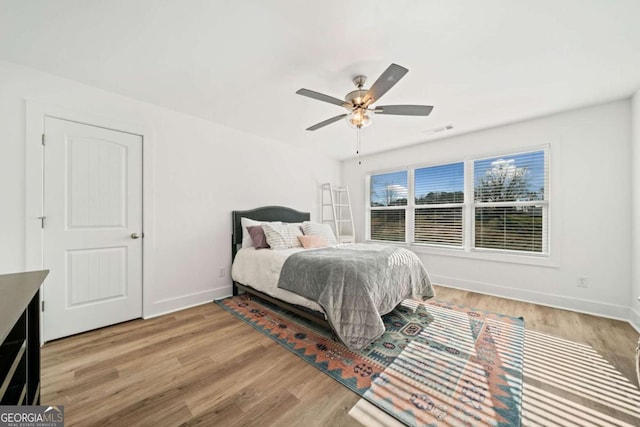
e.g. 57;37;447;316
0;406;64;427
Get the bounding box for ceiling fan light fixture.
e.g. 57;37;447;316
296;63;432;133
345;108;372;129
345;88;368;106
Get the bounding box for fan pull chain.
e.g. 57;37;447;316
356;125;362;165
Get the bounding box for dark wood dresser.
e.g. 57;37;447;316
0;270;48;405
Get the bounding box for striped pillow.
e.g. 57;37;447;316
240;217;281;248
262;223;303;250
301;221;338;245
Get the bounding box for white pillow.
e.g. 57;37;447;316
240;218;280;248
262;223;303;250
302;221;338;245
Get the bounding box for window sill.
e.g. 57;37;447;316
412;244;559;267
365;240;559;268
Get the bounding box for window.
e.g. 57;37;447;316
473;151;547;253
369;170;407;242
366;148;549;256
414;162;464;246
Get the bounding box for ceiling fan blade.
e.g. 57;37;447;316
296;88;351;108
363;63;409;105
374;105;434;116
306;114;347;131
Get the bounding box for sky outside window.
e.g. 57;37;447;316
474;151;546;201
415;162;464;204
370;171;408;206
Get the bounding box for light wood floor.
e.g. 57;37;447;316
41;285;640;426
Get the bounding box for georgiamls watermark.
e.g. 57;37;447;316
0;406;64;427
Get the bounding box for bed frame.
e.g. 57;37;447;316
231;206;330;329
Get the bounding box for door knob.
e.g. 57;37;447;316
131;232;142;239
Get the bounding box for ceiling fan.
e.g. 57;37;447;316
296;63;433;131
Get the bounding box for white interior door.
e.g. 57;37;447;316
43;117;143;341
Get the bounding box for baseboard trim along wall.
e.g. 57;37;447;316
431;274;630;323
143;279;637;332
144;287;228;319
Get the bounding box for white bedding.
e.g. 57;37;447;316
231;247;325;314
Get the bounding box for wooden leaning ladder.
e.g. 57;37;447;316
321;183;355;243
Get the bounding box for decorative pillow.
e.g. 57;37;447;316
262;223;303;250
298;235;328;249
247;225;270;249
240;218;280;248
301;221;338;245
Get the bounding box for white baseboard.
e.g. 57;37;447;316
142;279;638;332
431;274;630;322
144;286;229;319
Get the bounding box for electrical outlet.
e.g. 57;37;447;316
577;277;588;288
218;267;225;278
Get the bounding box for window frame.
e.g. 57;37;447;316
412;161;465;249
471;148;549;256
365;146;551;262
366;168;410;243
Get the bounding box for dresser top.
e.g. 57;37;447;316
0;270;48;343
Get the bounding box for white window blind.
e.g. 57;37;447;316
473;150;548;253
366;148;549;257
369;170;407;242
414;162;464;246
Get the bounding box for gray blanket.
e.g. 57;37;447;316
277;244;434;351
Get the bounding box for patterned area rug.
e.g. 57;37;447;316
217;294;525;426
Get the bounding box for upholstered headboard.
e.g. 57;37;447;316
231;206;310;261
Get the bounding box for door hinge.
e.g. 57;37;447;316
41;134;45;146
38;216;46;228
41;301;45;312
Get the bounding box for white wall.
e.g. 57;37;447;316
0;60;340;317
343;100;632;320
631;90;640;331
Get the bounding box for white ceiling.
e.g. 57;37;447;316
1;0;640;160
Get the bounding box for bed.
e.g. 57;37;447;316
231;206;434;351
